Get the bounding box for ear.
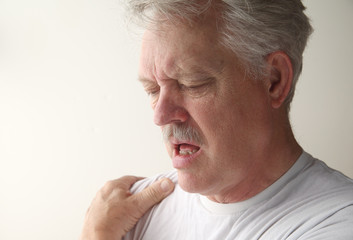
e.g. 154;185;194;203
266;51;293;109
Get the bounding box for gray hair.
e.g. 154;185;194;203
126;0;313;108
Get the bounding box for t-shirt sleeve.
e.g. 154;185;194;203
123;171;178;240
298;205;353;240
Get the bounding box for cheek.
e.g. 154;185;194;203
186;101;216;132
150;96;158;109
164;142;173;158
193;98;255;151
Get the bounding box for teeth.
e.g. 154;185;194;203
179;149;198;155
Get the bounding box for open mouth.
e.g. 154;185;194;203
175;143;201;156
171;140;202;168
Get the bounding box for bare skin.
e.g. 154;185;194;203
139;12;302;203
80;176;174;240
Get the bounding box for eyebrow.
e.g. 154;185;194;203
137;73;216;88
138;76;153;83
137;77;158;89
177;62;225;82
137;60;224;85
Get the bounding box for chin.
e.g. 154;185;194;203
176;170;208;194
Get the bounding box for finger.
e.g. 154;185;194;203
132;178;175;215
105;176;145;191
117;176;145;189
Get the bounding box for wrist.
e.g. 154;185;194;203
80;229;123;240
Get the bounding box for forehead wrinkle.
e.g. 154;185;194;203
152;54;184;83
141;17;229;83
150;31;218;81
176;57;226;82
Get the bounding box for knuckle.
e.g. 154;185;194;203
133;200;147;217
131;196;143;210
99;180;117;199
103;180;115;191
97;175;141;201
132;189;162;218
144;187;162;202
120;175;135;180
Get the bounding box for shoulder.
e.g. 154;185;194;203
129;170;194;207
129;170;178;194
276;152;353;208
124;171;197;240
297;152;353;192
298;205;353;239
283;152;353;228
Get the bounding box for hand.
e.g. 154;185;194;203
80;176;175;240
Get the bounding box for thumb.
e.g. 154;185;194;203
133;178;175;215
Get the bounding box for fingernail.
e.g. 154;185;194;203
160;179;173;192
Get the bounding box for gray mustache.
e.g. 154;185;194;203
162;123;203;145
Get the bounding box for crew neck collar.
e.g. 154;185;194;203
199;151;312;214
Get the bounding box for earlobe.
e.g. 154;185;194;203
266;51;293;109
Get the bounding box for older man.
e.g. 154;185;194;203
81;0;353;239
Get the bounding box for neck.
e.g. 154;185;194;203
207;110;302;203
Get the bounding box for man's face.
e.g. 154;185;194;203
138;18;274;199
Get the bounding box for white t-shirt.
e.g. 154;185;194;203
124;152;353;240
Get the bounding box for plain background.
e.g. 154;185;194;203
0;0;352;239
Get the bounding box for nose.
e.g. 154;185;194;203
153;89;189;126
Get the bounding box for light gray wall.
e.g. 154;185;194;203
0;0;352;239
291;0;353;176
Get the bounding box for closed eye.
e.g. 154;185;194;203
138;77;160;97
146;86;160;96
184;83;207;89
179;81;214;98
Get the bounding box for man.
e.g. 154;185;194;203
81;0;353;239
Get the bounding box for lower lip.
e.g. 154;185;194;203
172;148;202;169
